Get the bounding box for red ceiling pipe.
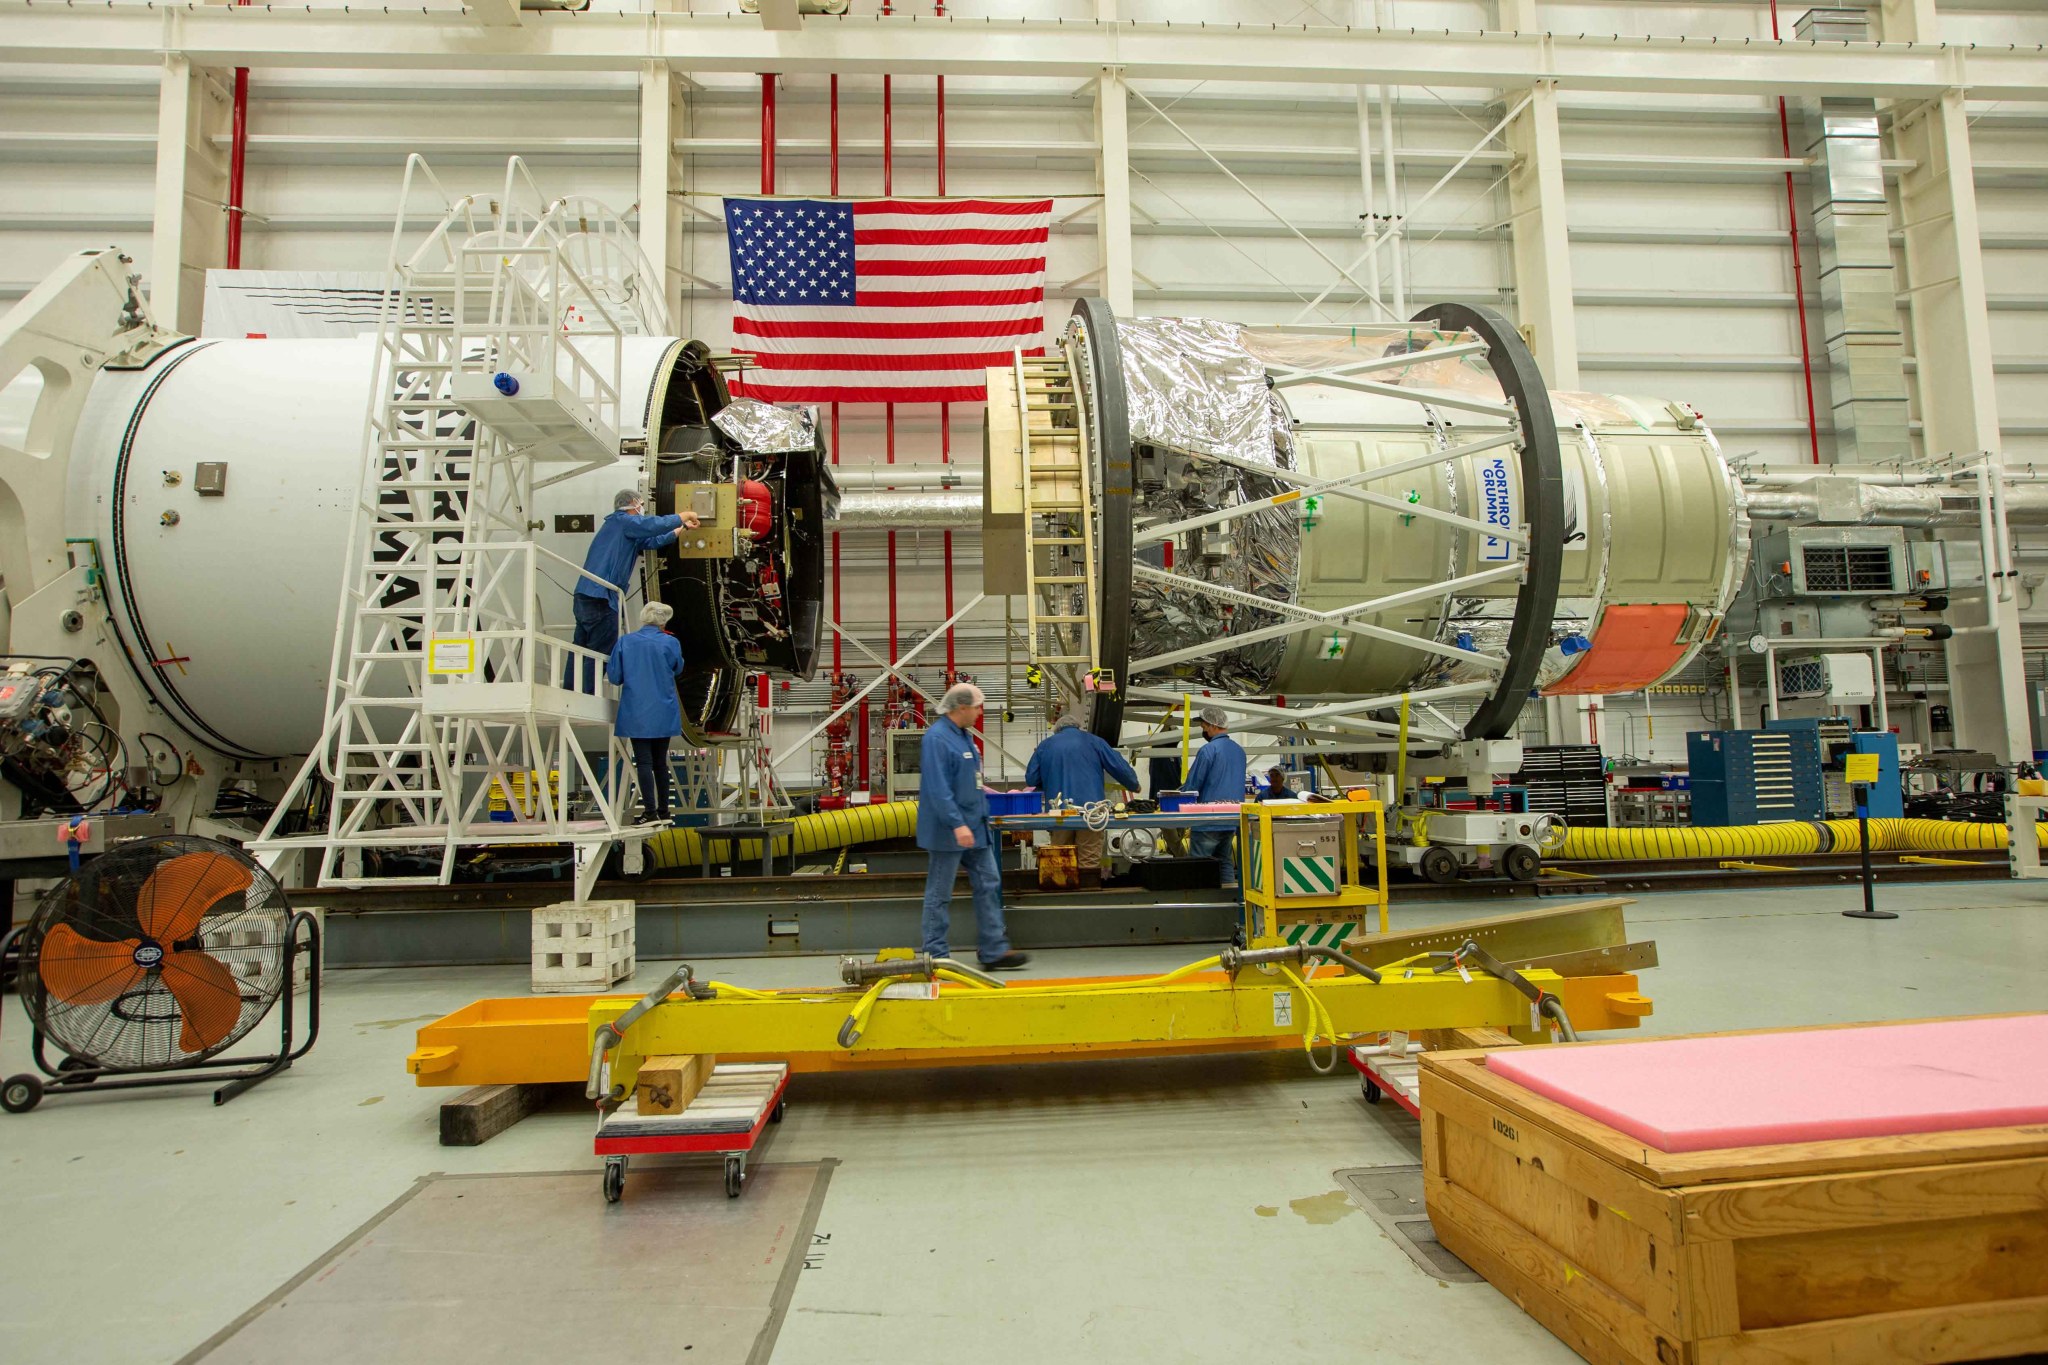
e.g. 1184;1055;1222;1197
830;76;843;684
226;0;250;269
761;74;777;194
937;5;956;683
882;16;900;701
1770;0;1822;465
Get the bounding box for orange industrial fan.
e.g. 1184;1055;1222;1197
2;835;319;1112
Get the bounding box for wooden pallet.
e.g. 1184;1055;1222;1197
1419;1016;2048;1365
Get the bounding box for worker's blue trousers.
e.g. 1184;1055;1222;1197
919;843;1012;965
566;594;618;693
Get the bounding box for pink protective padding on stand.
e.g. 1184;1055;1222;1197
1482;1015;2048;1153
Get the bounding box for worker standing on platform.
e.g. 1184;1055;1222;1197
916;683;1030;972
1186;706;1249;884
1025;712;1141;887
569;489;697;691
606;602;687;823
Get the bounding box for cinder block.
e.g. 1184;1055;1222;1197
530;899;636;994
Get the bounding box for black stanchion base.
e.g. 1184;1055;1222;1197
1842;908;1900;920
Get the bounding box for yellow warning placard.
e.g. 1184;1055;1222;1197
1844;752;1881;784
428;637;477;675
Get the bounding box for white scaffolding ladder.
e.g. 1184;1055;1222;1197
252;157;669;899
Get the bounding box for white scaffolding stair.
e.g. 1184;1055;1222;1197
252;158;671;899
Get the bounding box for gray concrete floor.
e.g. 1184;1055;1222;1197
4;878;2046;1363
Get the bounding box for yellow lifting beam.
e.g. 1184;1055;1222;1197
407;958;1648;1091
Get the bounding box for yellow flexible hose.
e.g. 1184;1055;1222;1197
1557;818;2048;860
647;799;919;870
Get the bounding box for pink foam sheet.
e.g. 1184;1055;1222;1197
1481;1014;2048;1153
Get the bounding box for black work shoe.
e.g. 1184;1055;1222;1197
979;952;1032;972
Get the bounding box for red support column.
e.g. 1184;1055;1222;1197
760;74;777;195
226;0;251;269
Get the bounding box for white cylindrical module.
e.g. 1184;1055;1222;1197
48;333;827;760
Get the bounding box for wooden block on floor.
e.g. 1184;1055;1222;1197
1419;1015;2048;1365
636;1053;717;1116
439;1082;566;1147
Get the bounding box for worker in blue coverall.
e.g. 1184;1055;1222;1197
916;682;1030;971
1025;711;1141;885
605;601;687;822
569;489;697;692
1185;705;1249;885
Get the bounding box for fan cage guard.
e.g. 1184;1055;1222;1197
21;836;292;1071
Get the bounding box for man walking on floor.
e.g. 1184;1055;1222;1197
1025;710;1142;887
916;683;1030;971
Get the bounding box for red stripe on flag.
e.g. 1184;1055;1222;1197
741;383;995;403
734;316;1046;340
857;257;1047;277
854;227;1049;247
850;199;1052;217
854;288;1044;308
743;350;1024;371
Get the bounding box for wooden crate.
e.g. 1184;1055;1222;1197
1419;1019;2048;1365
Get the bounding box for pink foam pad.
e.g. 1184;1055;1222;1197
1482;1015;2048;1153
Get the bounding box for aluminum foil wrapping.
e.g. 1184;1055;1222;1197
1112;317;1301;693
713;398;815;454
1115;316;1277;465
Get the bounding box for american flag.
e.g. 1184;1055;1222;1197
724;196;1052;403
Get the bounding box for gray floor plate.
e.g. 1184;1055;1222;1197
179;1163;834;1365
1335;1164;1482;1284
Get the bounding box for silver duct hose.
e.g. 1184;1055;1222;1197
832;467;982;490
1742;481;2048;526
830;489;983;528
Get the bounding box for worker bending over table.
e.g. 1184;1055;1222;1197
1025;711;1142;887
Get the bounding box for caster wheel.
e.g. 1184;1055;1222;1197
724;1157;745;1199
770;1101;786;1123
1363;1077;1382;1105
57;1057;98;1085
603;1158;626;1204
1502;844;1541;884
2;1074;44;1114
1419;845;1460;886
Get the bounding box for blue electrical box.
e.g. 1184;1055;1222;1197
1846;730;1903;818
1687;728;1825;826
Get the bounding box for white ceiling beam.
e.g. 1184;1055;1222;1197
2;12;2042;100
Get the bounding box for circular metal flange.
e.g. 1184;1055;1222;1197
1408;303;1565;742
1066;298;1134;745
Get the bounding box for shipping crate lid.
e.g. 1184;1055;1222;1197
1483;1013;2048;1154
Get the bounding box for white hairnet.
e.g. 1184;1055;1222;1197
939;682;985;712
1052;713;1084;730
614;489;641;511
1199;705;1229;728
639;601;674;627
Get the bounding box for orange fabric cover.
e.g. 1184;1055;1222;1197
1543;603;1692;695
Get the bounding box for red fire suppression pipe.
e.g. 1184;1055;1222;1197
1771;1;1822;465
882;21;900;708
761;74;777;194
937;2;956;684
226;0;250;269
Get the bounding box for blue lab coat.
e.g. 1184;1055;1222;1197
1184;734;1248;803
915;715;990;851
1025;726;1142;805
576;510;685;607
604;626;685;739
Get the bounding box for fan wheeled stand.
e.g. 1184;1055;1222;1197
1;911;321;1113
